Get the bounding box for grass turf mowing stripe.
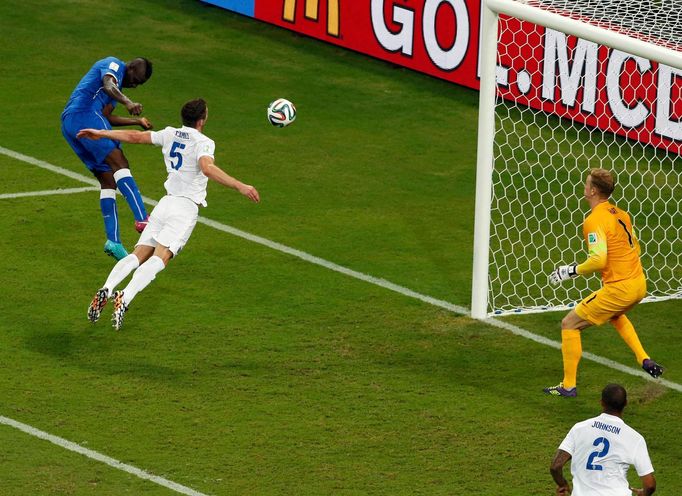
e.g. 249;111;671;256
2;144;679;396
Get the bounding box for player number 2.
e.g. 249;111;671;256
170;141;186;170
586;437;610;471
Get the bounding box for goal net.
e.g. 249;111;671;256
472;0;682;318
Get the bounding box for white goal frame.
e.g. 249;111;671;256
471;0;682;319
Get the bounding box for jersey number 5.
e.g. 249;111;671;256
170;141;186;170
586;437;610;471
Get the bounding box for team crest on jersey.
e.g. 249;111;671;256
588;232;598;244
109;61;120;71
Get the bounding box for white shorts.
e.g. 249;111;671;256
136;195;199;256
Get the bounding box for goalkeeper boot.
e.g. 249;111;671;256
134;215;150;233
111;290;128;331
642;359;664;378
104;240;128;261
543;382;577;397
87;288;109;323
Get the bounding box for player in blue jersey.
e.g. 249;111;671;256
61;56;154;260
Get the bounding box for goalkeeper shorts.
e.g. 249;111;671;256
575;275;647;326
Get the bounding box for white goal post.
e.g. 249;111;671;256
472;0;682;318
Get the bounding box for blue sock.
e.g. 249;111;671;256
100;189;120;242
113;169;147;222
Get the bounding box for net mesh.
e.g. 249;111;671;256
487;2;682;315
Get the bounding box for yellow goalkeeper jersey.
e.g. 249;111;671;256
576;201;644;284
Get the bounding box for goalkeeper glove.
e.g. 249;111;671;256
549;263;578;286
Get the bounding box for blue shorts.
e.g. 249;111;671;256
61;111;120;173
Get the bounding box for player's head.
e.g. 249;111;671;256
585;168;615;200
181;98;208;129
123;57;153;88
601;383;627;415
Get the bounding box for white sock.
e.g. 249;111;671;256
103;254;140;294
122;256;165;305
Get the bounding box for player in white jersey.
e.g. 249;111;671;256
550;384;656;496
78;98;260;330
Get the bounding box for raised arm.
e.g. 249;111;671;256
77;128;153;145
102;74;143;115
199;156;260;203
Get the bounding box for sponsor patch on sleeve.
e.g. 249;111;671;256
588;232;598;244
108;61;120;71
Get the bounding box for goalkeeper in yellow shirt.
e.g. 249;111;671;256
544;169;664;397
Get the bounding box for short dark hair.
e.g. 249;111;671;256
602;384;627;413
140;57;153;80
589;168;615;198
181;98;207;127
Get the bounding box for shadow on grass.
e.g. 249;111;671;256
22;328;186;383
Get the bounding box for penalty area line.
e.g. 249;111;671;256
0;415;210;496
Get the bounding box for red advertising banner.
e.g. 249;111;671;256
203;0;682;154
496;17;682;154
255;0;482;89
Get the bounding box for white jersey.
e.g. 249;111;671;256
558;413;653;496
150;125;215;206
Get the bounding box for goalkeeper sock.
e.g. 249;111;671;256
612;314;649;364
561;329;582;389
103;254;140;294
113;169;147;222
122;256;165;305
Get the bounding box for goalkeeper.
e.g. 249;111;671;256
544;169;664;398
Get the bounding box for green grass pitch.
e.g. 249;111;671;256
0;1;680;494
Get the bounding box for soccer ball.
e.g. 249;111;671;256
267;98;296;127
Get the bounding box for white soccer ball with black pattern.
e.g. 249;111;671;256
267;98;296;127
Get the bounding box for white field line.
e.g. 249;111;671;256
0;145;680;488
0;416;209;496
0;187;98;199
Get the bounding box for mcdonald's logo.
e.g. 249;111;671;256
283;0;340;37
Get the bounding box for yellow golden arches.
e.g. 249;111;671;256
282;0;339;37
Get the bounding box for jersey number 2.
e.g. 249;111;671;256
586;437;610;471
170;141;186;170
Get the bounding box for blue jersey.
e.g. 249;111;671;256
62;57;125;117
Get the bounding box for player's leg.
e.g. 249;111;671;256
611;314;663;377
544;310;592;397
606;276;664;378
120;245;172;306
88;244;154;323
105;149;149;231
113;196;198;330
611;314;648;364
62;113;128;258
112;245;171;331
93;170;129;260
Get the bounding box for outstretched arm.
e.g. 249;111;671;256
199;156;260;203
576;226;608;275
77;128;153;145
102;74;143;115
549;225;607;285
